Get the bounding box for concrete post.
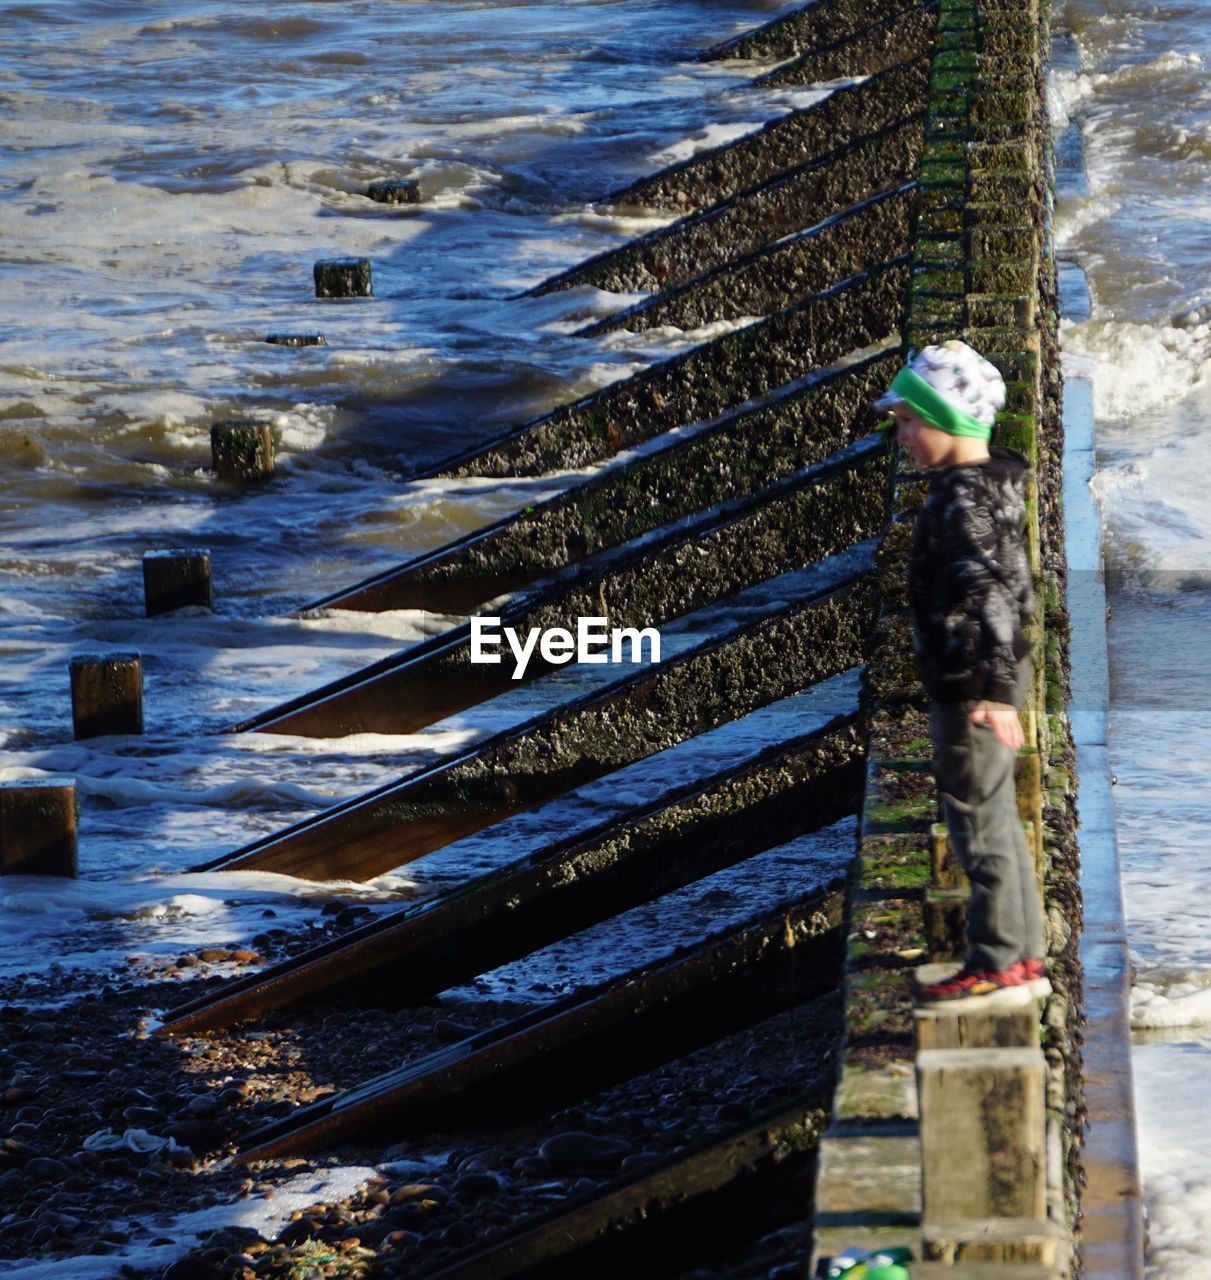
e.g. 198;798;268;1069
313;258;372;298
917;1046;1047;1221
211;420;274;481
367;180;419;205
143;549;211;617
69;653;143;739
0;779;77;877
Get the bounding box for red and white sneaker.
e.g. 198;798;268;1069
1016;958;1052;1000
916;965;1031;1010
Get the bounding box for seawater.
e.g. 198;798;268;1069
4;0;1202;1262
1052;0;1211;1268
0;0;861;1018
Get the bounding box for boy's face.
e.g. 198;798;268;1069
890;406;955;469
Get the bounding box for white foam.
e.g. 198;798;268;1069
0;1165;379;1279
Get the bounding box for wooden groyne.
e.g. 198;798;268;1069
145;0;1143;1275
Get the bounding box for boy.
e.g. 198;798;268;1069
875;340;1049;1009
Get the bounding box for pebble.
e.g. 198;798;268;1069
389;1183;448;1205
452;1171;502;1200
537;1131;634;1170
24;1156;70;1181
433;1018;477;1043
163;1257;222;1280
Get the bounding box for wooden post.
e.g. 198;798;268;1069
211;420;274;481
931;821;962;887
70;653;143;739
913;966;1039;1051
313;257;372;298
917;1046;1047;1221
924;887;968;962
367;180;420;205
143;549;211;617
0;779;77;877
265;333;326;347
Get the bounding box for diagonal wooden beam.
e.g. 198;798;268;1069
293;350;897;619
437;259;909;479
160;715;863;1036
240;439;888;737
700;0;923;62
234;886;846;1162
419;1090;832;1280
607;55;928;214
579;185;914;336
196;575;874;881
533;123;921;297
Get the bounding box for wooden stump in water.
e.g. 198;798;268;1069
143;549;212;617
211;420;274;481
70;653;144;739
265;333;326;347
0;779;77;877
313;257;373;298
367;179;420;205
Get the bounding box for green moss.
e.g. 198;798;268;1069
938;27;979;51
912;267;965;294
913;236;965;266
914;296;965;325
969;256;1035;293
971;89;1036;124
966;293;1033;328
933;49;979;73
917;186;966;217
967;225;1038;259
994;411;1038;462
917;207;966;236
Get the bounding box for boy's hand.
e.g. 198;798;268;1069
969;700;1024;751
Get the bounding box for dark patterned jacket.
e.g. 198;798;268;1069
907;447;1034;704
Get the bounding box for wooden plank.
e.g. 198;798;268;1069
196;576;873;881
235;889;845;1162
291;350;896;620
917;1047;1047;1221
243;441;887;737
162;717;863;1035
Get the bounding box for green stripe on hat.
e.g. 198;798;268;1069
888;366;992;440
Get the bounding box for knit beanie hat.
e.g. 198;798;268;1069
875;340;1007;440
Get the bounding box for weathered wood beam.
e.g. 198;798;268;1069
700;0;922;62
295;350;897;619
161;716;863;1036
242;440;887;737
581;186;914;335
385;1090;832;1280
439;259;909;478
751;2;937;87
607;54;928;214
235;887;845;1161
535;124;921;297
197;576;874;881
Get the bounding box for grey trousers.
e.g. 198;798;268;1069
930;674;1044;973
